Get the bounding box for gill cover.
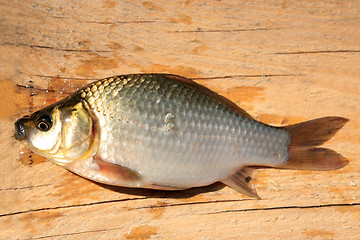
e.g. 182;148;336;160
16;95;100;166
55;99;100;165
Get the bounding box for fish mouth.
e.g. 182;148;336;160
14;119;27;140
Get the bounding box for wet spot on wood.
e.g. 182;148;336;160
192;44;210;54
46;78;76;104
334;206;360;220
49;172;102;203
0;80;28;120
47;77;88;94
141;64;201;78
19;210;65;234
103;0;116;8
148;201;166;219
74;55;119;77
213;86;264;112
251;203;266;209
15;77;90;118
253;170;270;188
221;86;265;104
19;151;46;166
190;39;201;44
326;185;355;201
148;207;166;219
125;225;158;240
169;14;193;25
256;113;305;126
107;42;123;51
142;1;164;11
303;229;335;238
77;40;93;50
109;23;118;31
24;77;90;112
133;45;144;52
176;193;207;203
58;67;66;74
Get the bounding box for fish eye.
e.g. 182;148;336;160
37;115;52;132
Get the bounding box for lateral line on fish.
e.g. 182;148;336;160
202;202;360;215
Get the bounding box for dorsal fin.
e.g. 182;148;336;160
163;74;253;119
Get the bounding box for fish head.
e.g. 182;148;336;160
14;96;99;166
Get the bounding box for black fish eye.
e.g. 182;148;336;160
37;115;52;132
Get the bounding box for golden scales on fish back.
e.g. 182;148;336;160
14;74;348;199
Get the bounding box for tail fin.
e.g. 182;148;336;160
279;117;349;170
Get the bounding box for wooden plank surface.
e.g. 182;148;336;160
0;0;359;239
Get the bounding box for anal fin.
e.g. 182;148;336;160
221;167;261;199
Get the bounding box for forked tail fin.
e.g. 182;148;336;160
221;117;349;199
279;117;349;170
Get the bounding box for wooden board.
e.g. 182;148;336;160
0;0;359;239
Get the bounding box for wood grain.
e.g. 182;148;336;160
0;0;359;239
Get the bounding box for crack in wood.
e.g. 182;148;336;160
30;227;124;239
274;50;360;55
0;183;54;192
172;28;282;33
204;202;360;215
193;74;301;80
132;199;252;210
0;42;112;53
2;193;359;219
79;20;161;24
0;197;147;217
17;202;360;239
16;84;60;93
33;74;98;81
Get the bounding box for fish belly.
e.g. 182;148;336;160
88;75;290;188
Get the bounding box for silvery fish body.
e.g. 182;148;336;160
83;74;289;187
14;74;348;198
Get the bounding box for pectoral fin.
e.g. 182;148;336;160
65;155;142;187
221;167;260;199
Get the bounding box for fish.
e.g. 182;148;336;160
14;74;349;198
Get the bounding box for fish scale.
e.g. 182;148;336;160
79;74;290;188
